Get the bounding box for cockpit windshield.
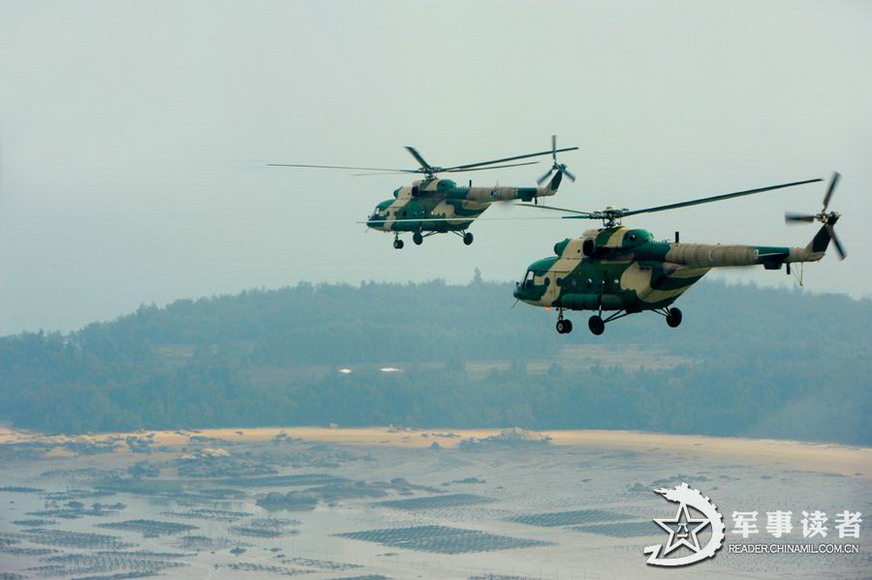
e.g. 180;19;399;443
522;270;534;289
372;201;392;218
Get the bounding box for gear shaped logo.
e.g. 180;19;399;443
644;482;726;567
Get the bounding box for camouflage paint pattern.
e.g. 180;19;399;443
366;173;563;233
513;225;831;313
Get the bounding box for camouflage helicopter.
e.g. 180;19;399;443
513;173;845;335
269;136;578;249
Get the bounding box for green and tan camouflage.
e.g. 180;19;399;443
270;136;578;249
513;174;844;335
366;170;566;247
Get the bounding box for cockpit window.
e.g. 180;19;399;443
522;270;534;289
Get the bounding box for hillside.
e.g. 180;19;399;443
0;279;870;444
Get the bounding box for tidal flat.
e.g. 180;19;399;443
1;426;870;579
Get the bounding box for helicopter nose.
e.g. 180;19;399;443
366;213;383;229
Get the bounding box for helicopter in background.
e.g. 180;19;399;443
269;136;578;249
513;173;845;335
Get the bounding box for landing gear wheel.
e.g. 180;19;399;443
393;239;404;250
463;232;474;246
588;315;605;336
666;307;682;328
556;319;573;334
412;232;423;245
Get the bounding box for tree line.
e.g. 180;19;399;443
0;279;869;444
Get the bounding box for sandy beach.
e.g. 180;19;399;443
2;425;869;477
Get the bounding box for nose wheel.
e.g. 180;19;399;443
393;234;404;250
556;318;573;334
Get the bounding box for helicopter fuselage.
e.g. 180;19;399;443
514;225;827;312
365;178;554;233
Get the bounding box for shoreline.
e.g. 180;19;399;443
1;425;869;478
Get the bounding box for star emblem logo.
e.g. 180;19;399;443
654;501;711;556
644;482;726;567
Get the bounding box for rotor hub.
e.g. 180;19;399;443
818;210;840;225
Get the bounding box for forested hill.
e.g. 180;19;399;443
1;279;870;445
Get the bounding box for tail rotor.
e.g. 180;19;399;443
786;171;846;260
537;134;577;186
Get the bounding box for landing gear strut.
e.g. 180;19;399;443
653;306;682;328
555;310;573;334
450;230;475;246
586;310;634;335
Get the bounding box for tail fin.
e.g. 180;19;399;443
545;170;564;193
807;224;833;254
806;212;841;254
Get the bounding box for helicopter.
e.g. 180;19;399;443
512;173;845;335
269;136;578;249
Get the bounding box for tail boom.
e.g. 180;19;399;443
661;234;829;269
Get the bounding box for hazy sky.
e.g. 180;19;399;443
1;0;870;335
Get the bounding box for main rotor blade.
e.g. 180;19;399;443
267;162;418;173
517;203;594;217
352;171;426;176
441;146;579;172
624;178;823;218
828;225;847;260
405;146;434;172
359;215;560;224
443;161;539;173
785;212;816;223
350;162;538;176
823;171;840;211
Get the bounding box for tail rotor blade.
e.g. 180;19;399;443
537;168;555;185
785;212;816;223
783;172;845;260
828;225;847;260
542;135;578;185
822;171;840;211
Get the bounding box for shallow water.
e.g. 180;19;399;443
1;432;870;579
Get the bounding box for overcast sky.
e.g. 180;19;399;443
1;0;870;335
